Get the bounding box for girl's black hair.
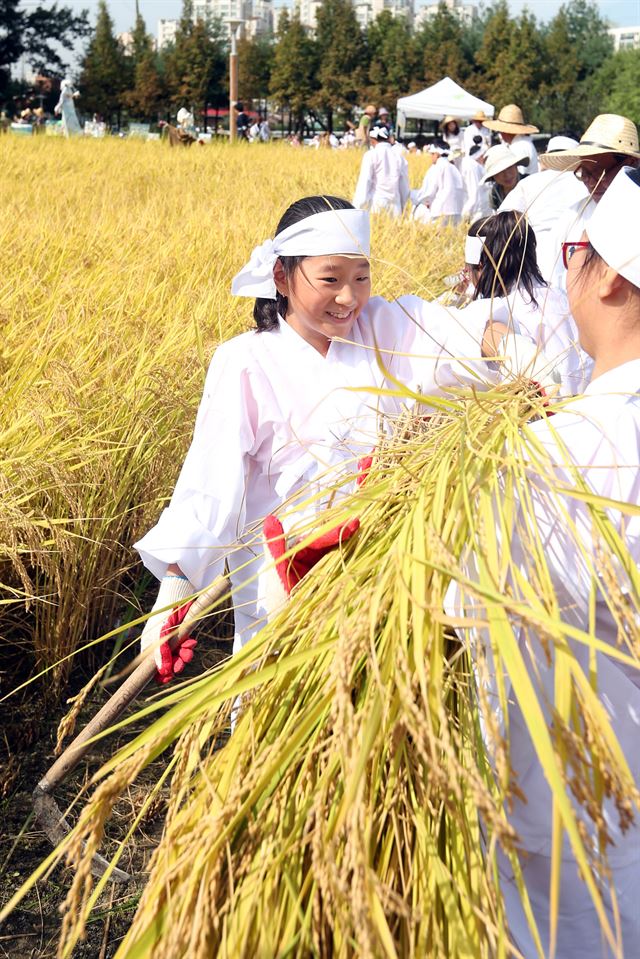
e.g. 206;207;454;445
468;211;546;307
254;195;355;332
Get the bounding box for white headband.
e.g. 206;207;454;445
465;235;486;265
231;208;371;299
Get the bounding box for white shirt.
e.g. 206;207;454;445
416;157;464;217
136;296;496;651
498;170;588;279
511;133;539;175
542;195;596;290
463;122;491;155
353;143;410;217
448;359;640;954
480;284;593;395
460;154;492;219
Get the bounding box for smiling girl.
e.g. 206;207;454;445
135;195;497;678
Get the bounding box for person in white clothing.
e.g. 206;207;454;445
480;142;529;210
450;165;640;959
460;135;491;220
353;125;410;217
413;142;464;226
498;135;588;279
54;77;81;137
537;114;640;289
465;211;592;395
462;109;492;155
440;117;463;154
136;195;501;678
486;103;539;176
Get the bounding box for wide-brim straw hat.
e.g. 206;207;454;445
470;110;489;123
485;104;539;136
480;143;529;183
540;114;640;171
440;115;458;129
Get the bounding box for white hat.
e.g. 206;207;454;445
480;143;528;183
545;135;579;153
407;141;417;150
586;166;640;289
369;125;389;140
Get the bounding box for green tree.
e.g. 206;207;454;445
79;0;128;121
237;35;274;105
539;0;614;132
413;2;470;88
121;1;165;118
0;0;90;99
164;0;226;119
592;47;640;128
473;2;544;123
313;0;366;130
365;11;416;105
269;10;317;134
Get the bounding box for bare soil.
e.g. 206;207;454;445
0;615;233;958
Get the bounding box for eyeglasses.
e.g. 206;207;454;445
562;240;590;269
574;154;627;184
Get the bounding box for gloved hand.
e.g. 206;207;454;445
140;575;197;684
498;332;562;398
263;514;360;598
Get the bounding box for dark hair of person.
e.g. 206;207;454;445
254;195;355;332
468;211;546;307
469;134;483;157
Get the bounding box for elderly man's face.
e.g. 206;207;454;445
574;153;633;203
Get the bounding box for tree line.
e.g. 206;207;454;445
3;0;640;134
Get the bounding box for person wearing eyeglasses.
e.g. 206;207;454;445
538;114;640;290
449;165;640;959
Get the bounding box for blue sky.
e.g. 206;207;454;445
19;0;640;39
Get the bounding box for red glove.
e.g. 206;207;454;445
156;600;198;685
263;514;360;597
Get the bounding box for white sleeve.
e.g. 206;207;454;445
353;152;373;210
135;342;257;591
386;296;498;396
399;156;410;210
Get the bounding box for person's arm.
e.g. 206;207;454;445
353;151;373;210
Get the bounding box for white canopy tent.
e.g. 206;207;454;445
396;77;494;131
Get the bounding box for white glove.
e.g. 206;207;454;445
140;575;194;668
498;333;562;396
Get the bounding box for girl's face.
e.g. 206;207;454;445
277;255;371;355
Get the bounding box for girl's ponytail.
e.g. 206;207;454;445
254;295;285;332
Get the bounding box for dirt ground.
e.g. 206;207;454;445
0;616;233;958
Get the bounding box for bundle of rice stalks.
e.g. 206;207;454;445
7;383;638;958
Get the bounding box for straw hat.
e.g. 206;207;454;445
485;104;539;136
440;115;458;129
480;143;528;183
540;114;640;171
364;104;377;117
587;166;640;288
470;110;489;123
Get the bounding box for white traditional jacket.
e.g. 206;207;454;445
136;295;495;651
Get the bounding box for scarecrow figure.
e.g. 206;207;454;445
54;78;81;137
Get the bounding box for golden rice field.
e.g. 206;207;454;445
2;138;638;959
0;136;448;691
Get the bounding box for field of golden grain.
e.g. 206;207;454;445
0;137;456;691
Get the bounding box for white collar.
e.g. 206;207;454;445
583;359;640;396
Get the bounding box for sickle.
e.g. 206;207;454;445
32;576;231;883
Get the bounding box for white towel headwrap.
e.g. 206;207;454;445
465;235;486;265
231;208;371;299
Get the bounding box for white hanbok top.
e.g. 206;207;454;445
448;359;640;956
460;154;492;219
511;133;539;175
136;296;495;651
477;284;593;395
353;143;410;217
463;122;491;154
498;170;588;279
416;157;464;217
